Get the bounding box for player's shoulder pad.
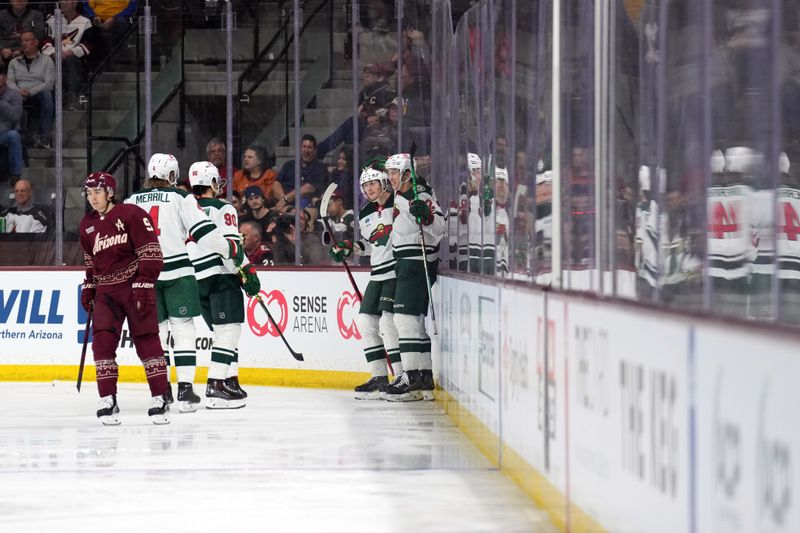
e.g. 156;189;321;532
359;201;378;218
198;197;228;210
170;187;191;198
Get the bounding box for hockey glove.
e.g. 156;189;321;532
240;264;261;297
80;281;95;313
132;280;157;314
409;199;434;225
227;238;244;267
329;240;354;263
482;183;494;217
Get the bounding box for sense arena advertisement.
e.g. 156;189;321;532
0;269;371;372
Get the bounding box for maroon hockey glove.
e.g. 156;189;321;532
80;281;95;313
132;280;157;314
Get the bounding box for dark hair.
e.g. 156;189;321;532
245;144;270;170
339;146;353;169
301;133;317;147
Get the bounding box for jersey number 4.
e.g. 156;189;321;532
709;201;738;238
148;206;161;236
780;202;800;241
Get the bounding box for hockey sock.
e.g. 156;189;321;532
379;312;402;375
357;313;388;376
227;349;239;379
209;323;240;380
418;318;433;370
95;359;119;397
395;313;427;371
142;355;169;396
170;317;197;383
158;320;171;368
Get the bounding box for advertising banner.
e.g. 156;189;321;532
696;326;800;533
565;300;690;533
0;269;372;372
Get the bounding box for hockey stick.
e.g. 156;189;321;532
320;183;396;376
408;142;438;335
238;268;304;361
76;304;93;392
319;182;363;301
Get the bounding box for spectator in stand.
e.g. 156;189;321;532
230;190;245;217
43;0;95;111
233;143;282;202
82;0;136;56
239;185;277;237
8;30;54;149
327;146;354;210
316;64;395;158
323;191;354;243
269;214;296;265
0;64;22;185
277;133;329;210
5;178;49;233
206;137;236;198
0;0;45;63
240;220;273;266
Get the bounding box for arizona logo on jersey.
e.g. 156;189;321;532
369;223;392;246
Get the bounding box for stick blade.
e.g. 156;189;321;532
319;182;338;219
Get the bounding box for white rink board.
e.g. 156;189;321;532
0;269;371;371
498;286;547;473
695;326;800;533
564;299;690;533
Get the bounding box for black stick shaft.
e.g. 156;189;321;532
76;307;93;392
322;216;363;301
256;295;304;361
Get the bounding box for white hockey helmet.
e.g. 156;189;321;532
385;153;413;180
536;170;553;185
780;151;791;175
360;167;389;194
188;161;220;193
467;152;482;171
725;146;762;175
710;149;726;174
148;153;180;185
638;165;651;192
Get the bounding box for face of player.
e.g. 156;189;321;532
363;180;384;202
86;187;111;213
387;169;402;191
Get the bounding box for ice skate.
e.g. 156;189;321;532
97;394;121;425
177;382;202;413
225;376;247;398
205;379;246;409
148;395;170;425
164;382;174;405
420;369;435;401
354;375;388;400
384;371;423;402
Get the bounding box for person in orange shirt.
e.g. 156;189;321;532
232;144;284;205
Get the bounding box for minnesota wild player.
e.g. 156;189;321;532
330;165;403;399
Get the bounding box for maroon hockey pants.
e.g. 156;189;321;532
92;285;168;398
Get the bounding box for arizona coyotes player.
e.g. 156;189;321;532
330;166;403;399
79;172;170;425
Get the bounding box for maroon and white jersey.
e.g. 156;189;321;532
42;14;93;58
79;204;163;290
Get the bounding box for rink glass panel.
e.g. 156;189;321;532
10;0;800;327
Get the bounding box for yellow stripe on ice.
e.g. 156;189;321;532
0;365;370;390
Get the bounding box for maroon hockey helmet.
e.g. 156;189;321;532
85;171;117;194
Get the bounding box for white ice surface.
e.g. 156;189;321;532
0;383;555;533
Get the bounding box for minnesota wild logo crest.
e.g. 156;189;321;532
369;223;392;246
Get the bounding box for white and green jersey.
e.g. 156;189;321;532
125;187;230;280
188;197;244;280
392;179;446;263
354;195;396;280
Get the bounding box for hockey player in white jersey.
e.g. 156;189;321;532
126;153;244;412
494;166;510;275
381;153;445;402
466;152;496;274
774;152;800;322
706;147;759;316
329;166;404;399
187;161;260;408
635;165;659;298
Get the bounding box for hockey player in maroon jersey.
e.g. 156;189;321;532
79;171;171;425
